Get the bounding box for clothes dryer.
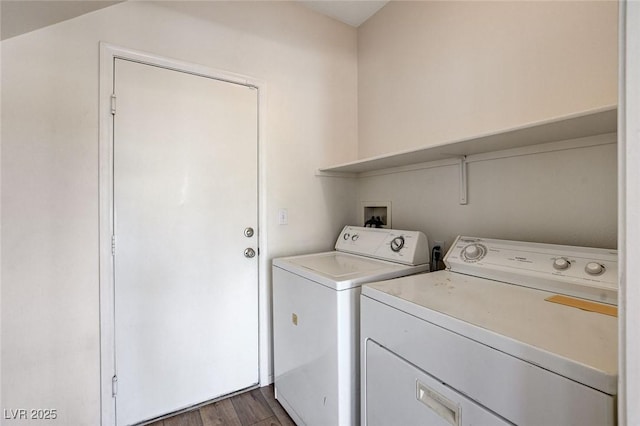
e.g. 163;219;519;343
361;236;617;426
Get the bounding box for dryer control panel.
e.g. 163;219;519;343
335;226;429;266
444;236;618;305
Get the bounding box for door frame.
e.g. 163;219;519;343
618;2;640;424
98;43;268;425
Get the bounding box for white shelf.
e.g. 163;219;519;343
319;106;617;175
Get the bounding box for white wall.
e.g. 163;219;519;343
1;2;357;424
358;139;617;252
358;1;618;158
355;1;618;251
0;1;623;424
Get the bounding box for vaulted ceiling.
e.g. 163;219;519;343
0;0;388;41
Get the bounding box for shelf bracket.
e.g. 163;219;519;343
459;156;468;205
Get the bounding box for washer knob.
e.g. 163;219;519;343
390;236;405;252
464;244;481;259
343;233;350;240
585;262;604;275
351;234;359;241
553;258;570;270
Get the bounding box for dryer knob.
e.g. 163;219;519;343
553;258;570;270
585;262;605;275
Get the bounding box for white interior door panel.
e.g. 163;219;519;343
113;58;258;425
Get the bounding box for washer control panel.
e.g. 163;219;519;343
335;226;429;266
445;236;618;305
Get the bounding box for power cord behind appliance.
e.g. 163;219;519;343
430;245;442;272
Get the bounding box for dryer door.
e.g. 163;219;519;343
363;340;510;426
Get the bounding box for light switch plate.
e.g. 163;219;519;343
278;208;288;225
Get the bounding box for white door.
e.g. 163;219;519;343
113;58;259;425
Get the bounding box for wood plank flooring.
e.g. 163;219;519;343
146;385;295;426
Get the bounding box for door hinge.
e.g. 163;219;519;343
110;94;117;115
111;235;116;256
112;375;118;397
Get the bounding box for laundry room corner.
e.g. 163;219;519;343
353;0;618;252
1;1;359;424
4;0;640;424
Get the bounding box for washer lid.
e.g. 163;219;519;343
273;251;429;291
293;252;389;277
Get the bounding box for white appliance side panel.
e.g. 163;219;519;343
273;268;338;425
336;284;361;425
274;268;360;425
360;296;616;426
364;340;510;426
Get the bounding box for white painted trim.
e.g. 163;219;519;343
256;73;271;388
316;158;459;179
618;2;640;424
99;42;116;426
98;43;268;425
617;2;626;421
357;157;460;178
0;5;4;412
465;133;617;164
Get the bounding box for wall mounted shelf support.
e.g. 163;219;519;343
316;106;617;205
459;156;468;205
317;106;616;176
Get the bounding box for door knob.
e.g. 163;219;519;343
244;248;256;258
244;227;254;238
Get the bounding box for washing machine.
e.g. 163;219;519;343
273;225;430;426
361;236;618;426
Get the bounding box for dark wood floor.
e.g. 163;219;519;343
146;385;295;426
